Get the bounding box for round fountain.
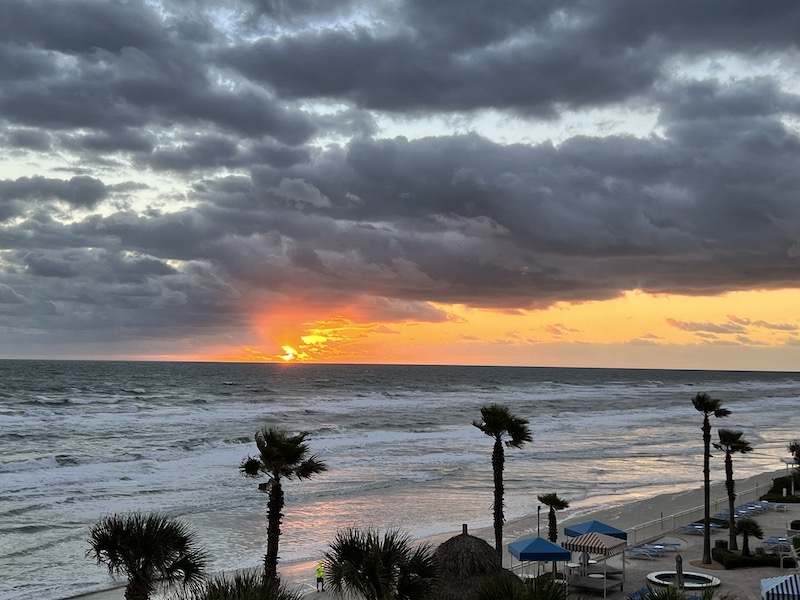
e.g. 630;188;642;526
647;571;721;590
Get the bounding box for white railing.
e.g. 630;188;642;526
624;481;776;545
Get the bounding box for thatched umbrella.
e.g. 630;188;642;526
429;526;523;600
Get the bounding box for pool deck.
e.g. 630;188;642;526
563;501;797;600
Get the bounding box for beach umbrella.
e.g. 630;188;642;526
509;537;571;562
564;520;628;540
676;554;684;590
762;574;800;600
508;537;570;579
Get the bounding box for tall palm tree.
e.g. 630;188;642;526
735;517;763;557
240;427;327;581
713;429;753;551
324;528;439;600
86;512;208;600
537;493;569;543
692;392;730;565
473;404;532;558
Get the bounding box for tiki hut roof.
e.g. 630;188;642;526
430;531;522;600
435;532;502;578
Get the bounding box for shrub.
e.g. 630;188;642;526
712;548;792;569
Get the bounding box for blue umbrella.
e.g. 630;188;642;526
564;520;628;540
509;537;571;580
509;537;571;562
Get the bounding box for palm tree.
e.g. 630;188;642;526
537;493;569;543
86;512;208;600
692;392;730;564
735;517;763;557
176;569;303;600
240;427;327;581
789;440;800;493
324;528;439;600
473;404;532;558
475;572;566;600
713;429;753;551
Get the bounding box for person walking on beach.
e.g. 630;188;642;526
316;562;325;592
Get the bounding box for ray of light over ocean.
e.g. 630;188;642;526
1;360;798;599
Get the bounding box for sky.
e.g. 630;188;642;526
2;0;800;370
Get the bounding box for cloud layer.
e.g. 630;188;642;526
2;0;800;355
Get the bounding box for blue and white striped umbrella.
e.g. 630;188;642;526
761;574;800;600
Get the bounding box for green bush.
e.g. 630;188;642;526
760;476;800;502
791;520;800;530
712;548;794;569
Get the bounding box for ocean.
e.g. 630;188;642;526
1;360;798;600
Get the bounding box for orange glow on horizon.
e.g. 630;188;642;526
190;288;800;371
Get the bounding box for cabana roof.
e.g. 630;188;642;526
564;520;628;540
562;531;627;556
762;574;800;600
508;537;571;562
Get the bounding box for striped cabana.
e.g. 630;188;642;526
563;531;627;556
563;532;627;598
762;574;800;600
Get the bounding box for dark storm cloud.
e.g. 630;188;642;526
0;176;108;220
2;0;800;350
224;0;800;113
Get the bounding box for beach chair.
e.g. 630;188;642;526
678;523;705;535
625;546;662;560
786;545;800;573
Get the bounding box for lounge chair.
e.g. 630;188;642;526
625;546;663;560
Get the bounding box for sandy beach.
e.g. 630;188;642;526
66;469;796;600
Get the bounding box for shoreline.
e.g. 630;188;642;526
61;468;790;600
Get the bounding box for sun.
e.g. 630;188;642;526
281;345;297;361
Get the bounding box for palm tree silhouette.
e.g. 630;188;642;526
735;517;763;557
240;427;327;581
324;528;439;600
713;428;753;550
86;512;207;600
537;493;570;543
473;404;532;558
692;392;730;564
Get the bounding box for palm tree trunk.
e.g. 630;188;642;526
724;453;738;551
124;578;152;600
492;437;505;559
548;508;557;543
265;480;285;581
702;415;712;564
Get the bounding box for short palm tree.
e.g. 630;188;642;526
475;572;566;600
642;587;715;600
735;517;763;557
176;569;303;600
713;428;753;550
240;427;327;581
692;392;730;564
324;528;439;600
789;440;800;492
86;512;208;600
473;404;532;558
537;493;569;543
